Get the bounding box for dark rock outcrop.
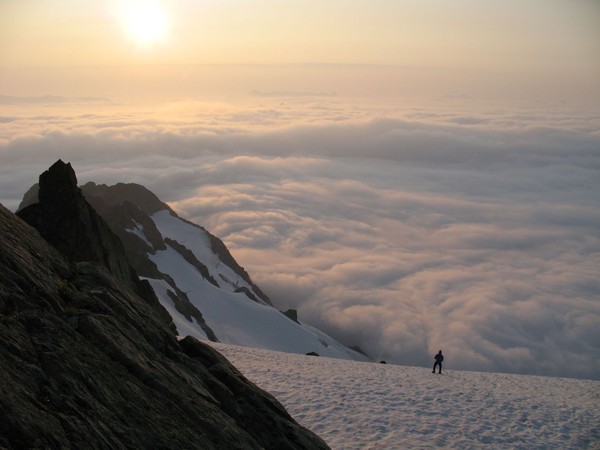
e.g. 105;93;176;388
0;200;330;449
16;160;137;291
283;309;300;324
165;286;219;342
204;227;272;305
164;237;220;287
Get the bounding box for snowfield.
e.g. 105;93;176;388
209;342;599;450
141;209;369;361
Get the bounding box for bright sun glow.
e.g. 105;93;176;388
120;1;167;46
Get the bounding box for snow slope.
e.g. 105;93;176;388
210;342;599;450
151;210;263;300
144;209;368;360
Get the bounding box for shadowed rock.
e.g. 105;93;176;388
17;160;137;291
1;162;330;449
283;308;300;324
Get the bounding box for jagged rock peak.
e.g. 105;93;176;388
39;159;78;203
16;160;137;290
16;160;78;211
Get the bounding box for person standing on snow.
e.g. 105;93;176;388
432;350;444;374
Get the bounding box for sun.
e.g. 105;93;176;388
120;1;167;46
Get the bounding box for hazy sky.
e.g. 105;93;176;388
1;0;599;104
1;1;599;379
2;0;599;68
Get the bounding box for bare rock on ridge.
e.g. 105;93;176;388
17;160;138;291
0;200;330;449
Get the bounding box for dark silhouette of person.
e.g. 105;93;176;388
432;350;443;374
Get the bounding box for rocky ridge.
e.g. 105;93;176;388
17;161;370;360
0;161;329;449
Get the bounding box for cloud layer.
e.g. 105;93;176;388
1;98;599;379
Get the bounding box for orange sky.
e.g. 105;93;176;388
1;0;598;105
1;0;598;68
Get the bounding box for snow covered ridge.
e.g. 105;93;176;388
77;182;368;361
211;342;600;450
144;209;367;359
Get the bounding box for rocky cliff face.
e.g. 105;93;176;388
17;161;137;291
0;194;329;448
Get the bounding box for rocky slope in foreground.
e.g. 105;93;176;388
0;165;329;448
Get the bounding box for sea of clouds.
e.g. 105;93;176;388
1;96;598;379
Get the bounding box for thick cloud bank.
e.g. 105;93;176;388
1;98;598;379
